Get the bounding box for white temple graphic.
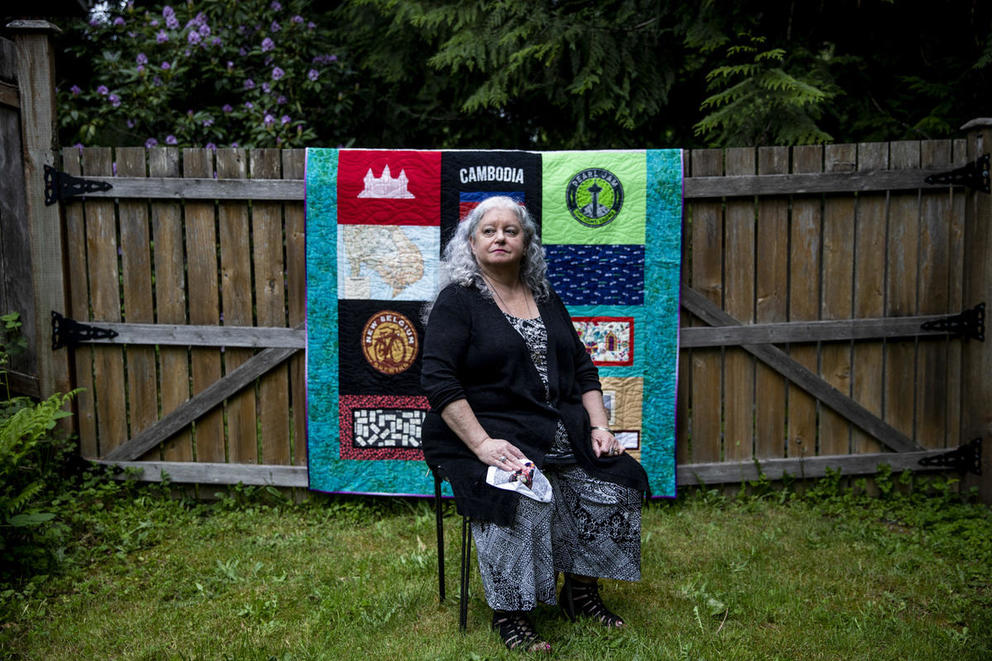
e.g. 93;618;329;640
358;164;415;199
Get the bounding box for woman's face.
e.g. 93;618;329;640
470;207;526;271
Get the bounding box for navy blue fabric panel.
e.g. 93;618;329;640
440;151;542;252
338;299;426;396
545;244;645;305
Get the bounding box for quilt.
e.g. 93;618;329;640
306;149;683;498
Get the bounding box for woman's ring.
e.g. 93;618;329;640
499;455;507;462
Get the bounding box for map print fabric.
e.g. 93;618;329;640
306;148;683;498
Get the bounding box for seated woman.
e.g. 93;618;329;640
420;196;648;653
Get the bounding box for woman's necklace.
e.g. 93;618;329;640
482;274;534;319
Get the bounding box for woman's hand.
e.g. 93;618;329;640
474;437;529;472
591;427;624;458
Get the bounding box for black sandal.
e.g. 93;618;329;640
491;610;552;653
559;574;625;628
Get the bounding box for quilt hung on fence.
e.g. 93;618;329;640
306;148;683;498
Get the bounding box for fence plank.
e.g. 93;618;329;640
183;148;225;462
819;144;858;455
283;150;307;466
917;141;953;449
946;139;968;447
251;149;291;464
217;148;257;464
62;147;97;456
689;149;724;462
754;146;789;459
117;147;159;459
723;148;755;461
885;141;921;443
149;147;192;461
679;314;962;346
788;145;822;457
83;148;127;456
81;323;305;347
851;143;888;454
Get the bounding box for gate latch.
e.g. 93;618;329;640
924;153;990;193
44;164;112;205
920;303;985;341
919;438;982;475
51;311;118;350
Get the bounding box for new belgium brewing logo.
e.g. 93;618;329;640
566;168;624;228
361;311;419;375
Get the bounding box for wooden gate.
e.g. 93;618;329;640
37;136;992;494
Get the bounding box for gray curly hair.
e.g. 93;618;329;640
426;196;550;317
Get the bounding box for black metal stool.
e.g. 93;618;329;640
431;466;472;630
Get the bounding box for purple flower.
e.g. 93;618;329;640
231;142;239;148
244;78;255;90
153;76;162;87
270;21;281;32
97;85;109;95
109;94;121;107
126;118;135;128
307;68;319;81
244;101;254;109
276;95;287;105
199;24;211;37
73;142;83;150
263;113;275;126
292;15;303;24
271;66;284;80
270;1;282;10
222;104;233;113
165;135;177;145
183;48;191;57
145;137;158;148
166;15;180;30
202;117;214;127
137;64;145;73
70;84;82;96
261;37;275;52
162;6;174;17
226;60;234;70
161;61;171;70
156;30;168;43
113;162;118;176
281;114;290;125
150;19;159;27
307;21;316;30
136;52;148;65
211;37;222;46
206;142;217;150
262;82;271;93
239;47;248;56
113;17;125;26
187;30;201;44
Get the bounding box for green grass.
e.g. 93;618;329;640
2;475;990;660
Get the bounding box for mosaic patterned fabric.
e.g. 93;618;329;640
306;149;683;498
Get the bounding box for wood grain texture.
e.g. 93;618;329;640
851;143;888;454
688;149;724;462
217;148;257;464
787;146;822;458
148;148;192;461
282;150;308;466
722;148;755;461
754;146;789;459
251;149;291;464
82;148;127;456
182;149;225;462
819;144;858;455
117;147;159;458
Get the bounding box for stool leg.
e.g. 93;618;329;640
459;515;471;631
434;473;445;602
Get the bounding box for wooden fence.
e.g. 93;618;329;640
31;137;988;493
3;23;990;496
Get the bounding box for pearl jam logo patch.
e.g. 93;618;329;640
361;310;419;375
566;168;624;228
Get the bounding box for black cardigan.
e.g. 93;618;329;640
420;282;648;525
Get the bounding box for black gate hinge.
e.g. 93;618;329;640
51;311;118;350
919;438;983;475
924;153;990;193
44;164;113;206
920;303;985;341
